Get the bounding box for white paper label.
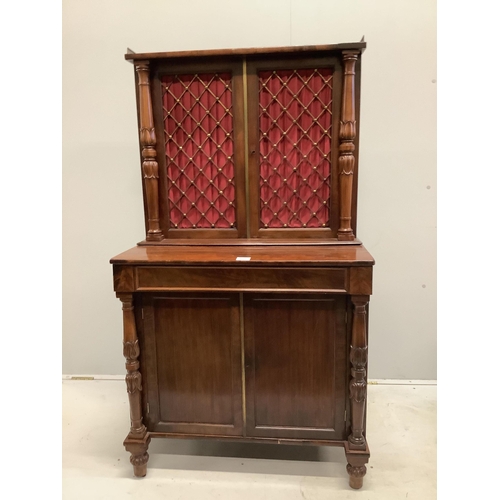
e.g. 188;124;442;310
236;256;251;261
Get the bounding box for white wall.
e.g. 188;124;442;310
63;0;436;379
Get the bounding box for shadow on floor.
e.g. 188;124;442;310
147;438;347;477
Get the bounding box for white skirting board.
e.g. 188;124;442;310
62;375;437;385
367;379;437;386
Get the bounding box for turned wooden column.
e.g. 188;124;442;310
118;293;150;477
337;51;359;241
346;294;369;488
136;61;164;242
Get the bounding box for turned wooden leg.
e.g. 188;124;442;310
124;437;151;477
345;444;369;490
118;293;150;477
346;463;367;489
132;453;149;477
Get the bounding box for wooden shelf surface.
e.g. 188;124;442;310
111;244;375;267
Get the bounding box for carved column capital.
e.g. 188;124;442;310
118;293;134;310
135;61;150;73
342;50;359;67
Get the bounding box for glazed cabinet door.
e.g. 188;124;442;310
243;293;347;440
140;293;243;436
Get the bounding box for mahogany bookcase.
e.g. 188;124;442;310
110;42;374;489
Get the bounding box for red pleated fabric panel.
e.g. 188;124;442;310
162;73;236;229
259;69;333;228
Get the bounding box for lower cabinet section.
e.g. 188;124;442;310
138;292;348;441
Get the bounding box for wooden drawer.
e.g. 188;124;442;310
135;266;348;292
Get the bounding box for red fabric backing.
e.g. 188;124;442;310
259;69;333;228
162;73;236;229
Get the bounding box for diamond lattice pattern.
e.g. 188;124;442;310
259;68;333;228
162;72;236;229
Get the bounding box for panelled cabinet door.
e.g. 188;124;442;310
246;56;344;239
140;293;243;436
243;293;347;440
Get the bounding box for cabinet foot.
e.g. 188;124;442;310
124;432;151;478
131;452;149;477
347;463;366;489
344;441;369;489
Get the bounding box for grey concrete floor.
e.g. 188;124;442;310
62;380;436;499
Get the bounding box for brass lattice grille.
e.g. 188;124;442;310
259;68;333;228
162;72;236;229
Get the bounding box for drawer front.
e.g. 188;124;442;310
136;266;347;292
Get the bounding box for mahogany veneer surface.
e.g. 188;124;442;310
125;42;366;61
111;244;374;266
142;293;244;436
244;294;347;440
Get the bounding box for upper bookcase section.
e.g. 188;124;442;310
126;43;366;245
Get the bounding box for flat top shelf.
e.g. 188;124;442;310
110;244;374;267
124;42;366;61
